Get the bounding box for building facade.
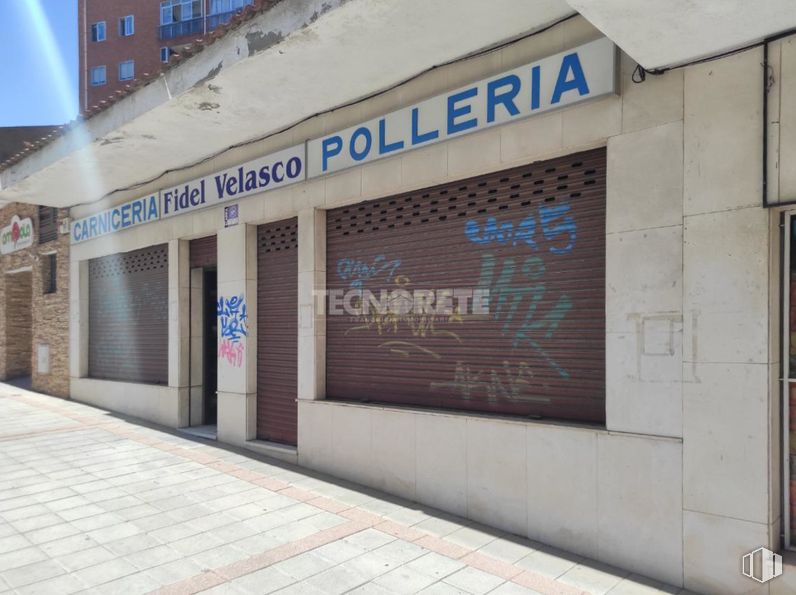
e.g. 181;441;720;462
60;15;796;593
0;203;70;397
78;0;253;113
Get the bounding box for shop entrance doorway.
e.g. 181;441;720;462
3;270;33;385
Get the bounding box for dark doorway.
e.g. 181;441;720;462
203;268;218;425
4;271;33;383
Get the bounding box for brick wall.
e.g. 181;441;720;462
78;0;212;114
0;204;70;397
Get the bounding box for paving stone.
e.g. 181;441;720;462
25;521;81;544
0;558;65;588
231;565;296;593
72;555;139;587
558;562;628;594
104;533;163;557
343;551;403;581
607;574;682;595
476;538;537;564
406;551;467;581
373;564;441;593
313;539;368;565
124;544;183;570
14;572;88;595
271;551;335;581
191;544;248;570
443;566;506;594
304;563;371;594
0;545;47;571
57;546;118;572
91;570;162;595
418;582;471;595
489;581;545;595
373;539;429;565
0;534;31;555
444;527;498;551
515;548;582;579
144;558;205;585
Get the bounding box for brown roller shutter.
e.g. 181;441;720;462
190;235;217;268
88;244;169;384
326;148;606;424
38;206;59;244
257;218;298;445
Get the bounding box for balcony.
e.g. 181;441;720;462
159;8;249;41
159;17;203;40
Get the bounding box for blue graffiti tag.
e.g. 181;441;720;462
477;253;572;378
217;295;248;343
337;254;402;289
464;203;576;254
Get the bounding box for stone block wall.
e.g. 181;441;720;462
4;271;32;378
0;203;70;397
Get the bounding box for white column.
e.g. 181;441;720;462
217;224;257;445
69;259;88;379
168;239;190;426
189;268;205;426
297;208;326;401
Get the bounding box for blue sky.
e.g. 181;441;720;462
0;0;78;126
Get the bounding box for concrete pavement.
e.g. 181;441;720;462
0;383;688;595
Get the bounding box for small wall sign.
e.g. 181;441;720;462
1;215;34;254
224;204;239;228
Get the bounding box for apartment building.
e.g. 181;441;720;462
78;0;253;113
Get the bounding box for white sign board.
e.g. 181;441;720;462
1;215;34;254
160;144;305;219
71;194;160;244
307;37;617;178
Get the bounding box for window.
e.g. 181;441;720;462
42;254;57;295
38;206;58;244
160;0;203;24
160;47;170;63
209;0;252;14
90;21;106;42
119;60;134;82
90;65;106;86
119;15;134;37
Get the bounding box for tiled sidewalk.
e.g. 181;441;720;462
0;384;689;595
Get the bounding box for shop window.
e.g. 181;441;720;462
38;206;58;244
42;254;57;295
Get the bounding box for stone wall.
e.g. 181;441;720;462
4;271;31;378
0;203;70;397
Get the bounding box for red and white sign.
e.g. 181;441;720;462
0;215;34;255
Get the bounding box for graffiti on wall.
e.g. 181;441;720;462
430;360;550;404
218;294;247;367
476;252;572;378
464;203;577;254
337;254;402;289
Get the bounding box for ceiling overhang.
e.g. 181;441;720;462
0;0;576;208
566;0;796;69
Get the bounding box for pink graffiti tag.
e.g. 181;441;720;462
218;338;244;367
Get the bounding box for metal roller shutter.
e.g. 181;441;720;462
257;218;298;444
190;235;217;268
88;244;169;384
326;148;606;423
